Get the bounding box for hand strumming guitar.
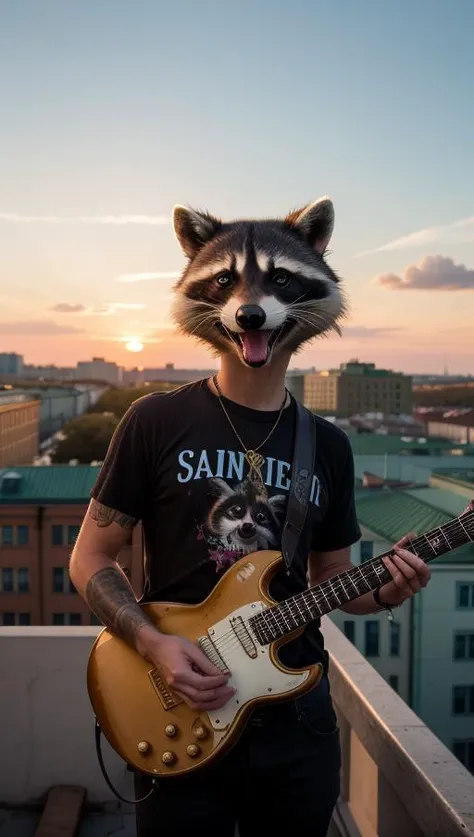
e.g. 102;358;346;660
136;625;236;711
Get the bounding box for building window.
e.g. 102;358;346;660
454;632;474;661
456;583;474;609
1;525;13;546
343;620;355;643
452;685;474;715
17;568;29;593
453;740;474;774
17;525;29;545
365;621;380;657
18;613;31;625
2;613;15;625
52;567;76;593
52;525;63;546
1;568;14;592
67;525;80;546
360;541;374;563
390;621;401;656
52;612;82;626
389;675;399;692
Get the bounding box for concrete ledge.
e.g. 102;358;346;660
323;617;474;837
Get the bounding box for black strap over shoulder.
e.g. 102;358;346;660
280;399;316;571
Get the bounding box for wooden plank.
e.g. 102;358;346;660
34;786;85;837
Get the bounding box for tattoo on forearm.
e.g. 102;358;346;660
89;499;136;530
86;566;151;647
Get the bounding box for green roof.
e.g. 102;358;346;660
356;489;474;564
349;434;474;456
0;465;100;504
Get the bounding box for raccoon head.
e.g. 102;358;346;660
170;198;346;368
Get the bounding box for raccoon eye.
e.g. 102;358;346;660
271;270;291;287
215;271;235;288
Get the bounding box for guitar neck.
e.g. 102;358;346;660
250;505;474;644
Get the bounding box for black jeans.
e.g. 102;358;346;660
134;676;341;837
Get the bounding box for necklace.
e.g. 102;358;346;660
212;374;289;497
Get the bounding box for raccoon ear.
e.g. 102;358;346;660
173;205;222;259
284;197;334;255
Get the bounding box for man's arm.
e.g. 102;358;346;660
308;547;380;614
69;499;157;653
70;498;234;709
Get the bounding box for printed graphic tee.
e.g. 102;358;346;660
90;379;361;670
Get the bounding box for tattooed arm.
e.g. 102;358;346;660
69;499;157;652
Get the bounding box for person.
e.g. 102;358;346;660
70;197;431;837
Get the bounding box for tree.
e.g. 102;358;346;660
87;383;176;420
52;413;119;463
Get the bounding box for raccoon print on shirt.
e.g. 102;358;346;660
202;476;286;572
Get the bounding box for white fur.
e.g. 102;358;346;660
273;254;331;282
255;249;270;273
220;295;287;332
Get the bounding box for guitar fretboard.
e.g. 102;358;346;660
249;506;474;645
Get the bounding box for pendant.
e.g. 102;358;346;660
245;450;267;496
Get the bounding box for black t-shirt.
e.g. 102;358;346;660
90;379;361;671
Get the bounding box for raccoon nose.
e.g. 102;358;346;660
235;304;266;331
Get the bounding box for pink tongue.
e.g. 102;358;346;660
241;331;270;364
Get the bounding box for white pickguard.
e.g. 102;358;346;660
203;602;310;732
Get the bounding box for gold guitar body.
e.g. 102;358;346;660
87;550;323;778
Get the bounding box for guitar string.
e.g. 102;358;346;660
194;510;474;662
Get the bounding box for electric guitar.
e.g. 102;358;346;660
87;502;474;778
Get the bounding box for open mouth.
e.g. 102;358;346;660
216;321;294;367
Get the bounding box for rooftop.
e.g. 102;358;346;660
356;487;474;562
2;624;473;837
0;464;100;504
348;433;474;456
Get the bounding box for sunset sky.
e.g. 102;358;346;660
1;0;473;374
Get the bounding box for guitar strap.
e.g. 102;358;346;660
280;399;316;572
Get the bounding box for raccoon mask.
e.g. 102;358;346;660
170;197;346;368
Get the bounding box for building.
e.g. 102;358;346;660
329;473;474;765
76;357;123;384
0;397;40;468
302;359;412;417
424;408;474;445
0;352;24;377
5;384;106;442
0;465;143;627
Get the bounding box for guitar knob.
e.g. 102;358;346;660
194;725;208;740
186;744;200;757
165;724;177;737
162;751;176;765
137;740;151;754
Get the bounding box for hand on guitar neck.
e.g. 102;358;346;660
135;626;236;711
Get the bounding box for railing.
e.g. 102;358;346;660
324;617;474;837
1;624;474;836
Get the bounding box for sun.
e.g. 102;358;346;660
124;338;144;353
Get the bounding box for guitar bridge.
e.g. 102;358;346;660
148;668;182;710
197;635;229;673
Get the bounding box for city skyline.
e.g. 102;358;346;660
1;0;473;374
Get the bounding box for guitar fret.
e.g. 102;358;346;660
458;517;473;543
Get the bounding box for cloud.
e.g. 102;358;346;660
0;319;84;334
0;213;169;226
375;255;474;291
342;325;400;338
50;302;146;316
50;303;86;313
357;215;474;257
115;271;181;283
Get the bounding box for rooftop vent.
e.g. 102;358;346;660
1;471;22;495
